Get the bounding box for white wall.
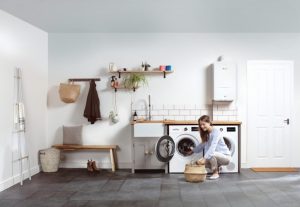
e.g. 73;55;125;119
48;33;300;168
0;10;48;191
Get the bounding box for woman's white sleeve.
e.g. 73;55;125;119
204;133;222;159
193;143;204;153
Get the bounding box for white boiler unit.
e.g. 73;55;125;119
213;61;237;101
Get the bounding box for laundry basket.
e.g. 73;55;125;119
39;148;60;172
184;164;207;182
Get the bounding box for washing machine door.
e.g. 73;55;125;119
222;136;237;172
176;135;199;157
223;136;235;156
155;135;175;163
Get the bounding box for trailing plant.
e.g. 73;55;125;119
123;73;148;90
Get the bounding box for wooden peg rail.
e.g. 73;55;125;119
69;78;101;82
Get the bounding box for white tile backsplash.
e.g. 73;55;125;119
184;104;195;110
150;110;160;116
164;115;175;120
152;115;164;121
174;116;183;120
138;115;146;120
179;110;190;116
169;109;180;116
152;104;163;110
174;104;185;110
200;109;210;115
195;104;202;110
190;109;201;116
184;115;197;120
163;104;174;110
132;104;213;121
136;110;146;116
212;103;238;121
161;110;169;116
213;110;223;115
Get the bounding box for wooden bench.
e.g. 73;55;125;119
52;145;118;172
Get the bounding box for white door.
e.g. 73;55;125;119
247;61;293;167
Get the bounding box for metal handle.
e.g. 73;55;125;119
145;151;149;155
284;118;290;125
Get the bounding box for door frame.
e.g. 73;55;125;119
246;60;294;167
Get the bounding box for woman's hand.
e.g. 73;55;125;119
196;158;206;165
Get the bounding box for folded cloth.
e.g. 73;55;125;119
14;102;25;132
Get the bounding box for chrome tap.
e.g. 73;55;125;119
148;95;151;120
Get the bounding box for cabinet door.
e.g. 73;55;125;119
147;139;166;169
133;141;147;169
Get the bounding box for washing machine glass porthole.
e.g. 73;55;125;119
223;136;235;156
176;137;196;157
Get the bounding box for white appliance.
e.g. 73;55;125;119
168;125;201;173
154;125;201;173
212;125;239;173
155;125;239;173
213;61;237;101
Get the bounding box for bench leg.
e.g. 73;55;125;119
110;149;116;172
113;148;118;170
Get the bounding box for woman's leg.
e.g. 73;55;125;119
205;152;231;179
205;156;218;173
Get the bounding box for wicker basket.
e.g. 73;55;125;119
184;164;207;183
59;83;80;103
39;148;60;172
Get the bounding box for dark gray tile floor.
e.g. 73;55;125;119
0;169;300;207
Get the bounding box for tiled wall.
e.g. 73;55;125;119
132;103;238;121
132;104;212;121
212;103;238;121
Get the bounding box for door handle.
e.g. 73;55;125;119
284;118;290;125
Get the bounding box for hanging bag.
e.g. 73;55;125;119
59;81;80;103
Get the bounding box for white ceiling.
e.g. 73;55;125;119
0;0;300;33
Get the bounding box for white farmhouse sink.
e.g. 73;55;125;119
133;123;164;137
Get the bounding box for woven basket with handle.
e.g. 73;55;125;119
59;82;80;103
184;164;207;182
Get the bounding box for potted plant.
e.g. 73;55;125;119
123;73;148;90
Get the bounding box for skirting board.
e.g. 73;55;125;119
59;161;132;169
0;165;40;192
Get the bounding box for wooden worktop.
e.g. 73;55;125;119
131;120;242;125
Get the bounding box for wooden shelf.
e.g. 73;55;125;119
69;78;100;82
109;70;173;78
111;86;139;92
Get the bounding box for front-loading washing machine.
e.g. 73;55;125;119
212;125;239;173
155;125;239;173
155;125;202;173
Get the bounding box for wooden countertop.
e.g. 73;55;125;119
131;120;242;125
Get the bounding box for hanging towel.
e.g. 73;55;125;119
13;102;25;132
84;80;101;124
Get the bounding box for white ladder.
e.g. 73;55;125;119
13;68;31;186
13;131;31;186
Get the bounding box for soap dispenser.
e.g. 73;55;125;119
133;111;138;121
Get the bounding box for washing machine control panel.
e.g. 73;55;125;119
218;127;236;132
191;127;199;131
